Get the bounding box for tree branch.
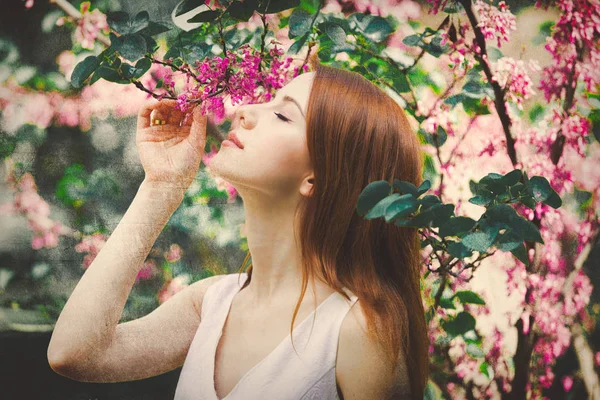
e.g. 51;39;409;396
457;0;517;167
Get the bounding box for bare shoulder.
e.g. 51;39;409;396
336;302;411;400
189;273;232;318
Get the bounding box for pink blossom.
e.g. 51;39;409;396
158;275;190;304
74;2;110;50
491;57;541;109
74;232;108;269
136;260;157;282
562;376;573;392
473;1;516;47
164;243;183;263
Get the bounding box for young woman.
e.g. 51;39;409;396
48;53;429;399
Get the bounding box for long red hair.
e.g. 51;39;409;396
237;52;429;399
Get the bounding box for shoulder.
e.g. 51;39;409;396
189;273;236;318
336;301;411;400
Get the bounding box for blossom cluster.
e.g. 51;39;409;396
536;0;600;103
0;50;160;132
472;1;516;48
440;22;477;71
156;41;307;125
0;164;72;250
333;0;421;20
56;2;110;50
491;57;541;110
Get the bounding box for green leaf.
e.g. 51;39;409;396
439;216;476;237
510;183;526;197
462;97;491;116
228;0;258;21
520;196;536;210
324;23;347;47
0;133;17;158
130;11;150;33
441;311;476;337
365;193;401;219
417;180;431;196
390;73;410;93
423;126;447;147
138;21;170;37
469;189;494;206
504;169;522;186
447;241;473;259
461;230;498;252
287;32;309;55
117;34;147;62
529;176;552;202
424;33;447;57
289;9;312;38
96;58;128;83
357;180;391;216
466;343;486;358
107;11;130;35
484;204;543;244
544;191;562;209
71;55;100;88
362;16;393;43
188;9;222;23
511;243;529;266
121;57;152;79
257;0;301;13
134;57;152;78
410;203;454;228
453;290;486;305
589;109;600;144
419;194;440;210
176;0;206;17
402;34;422;47
385;194;418;222
393;180;418;197
495;230;523;251
439;296;456;309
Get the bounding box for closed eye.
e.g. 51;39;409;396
274;112;290;122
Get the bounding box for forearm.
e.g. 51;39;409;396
48;179;186;365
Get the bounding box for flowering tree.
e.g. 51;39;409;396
2;0;599;398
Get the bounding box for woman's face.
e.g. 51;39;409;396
208;72;316;198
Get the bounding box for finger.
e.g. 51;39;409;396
150;109;168;126
137;100;161;129
155;99;186;125
137;127;182;142
188;106;207;151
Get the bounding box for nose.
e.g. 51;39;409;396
233;104;253;130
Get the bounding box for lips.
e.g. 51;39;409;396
227;132;244;149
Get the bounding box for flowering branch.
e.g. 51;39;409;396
549;42;585;165
457;0;517;166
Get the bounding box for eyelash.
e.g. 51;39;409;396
274;112;290;123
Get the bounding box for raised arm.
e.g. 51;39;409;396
47;100;211;382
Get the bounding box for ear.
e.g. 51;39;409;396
300;175;315;197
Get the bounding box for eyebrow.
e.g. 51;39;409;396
275;93;305;119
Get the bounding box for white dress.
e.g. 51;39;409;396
174;272;360;400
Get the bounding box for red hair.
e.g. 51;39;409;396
238;52;429;399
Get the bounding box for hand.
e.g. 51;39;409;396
136;99;207;190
